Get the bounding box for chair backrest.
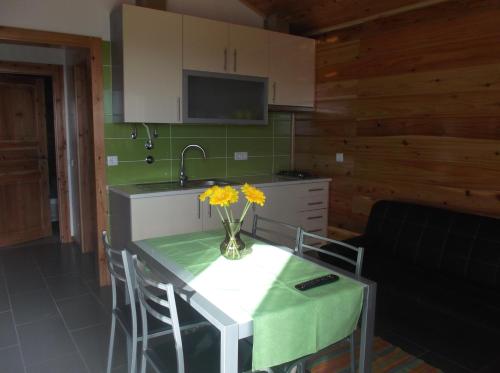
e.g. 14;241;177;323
252;214;301;252
102;231;136;310
132;255;185;373
299;230;364;278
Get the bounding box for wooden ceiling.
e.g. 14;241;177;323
240;0;448;35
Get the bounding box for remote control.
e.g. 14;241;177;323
295;274;339;291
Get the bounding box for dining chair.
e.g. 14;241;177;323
132;254;262;373
252;215;301;252
296;230;365;373
102;231;208;373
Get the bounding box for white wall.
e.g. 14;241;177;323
167;0;263;27
0;0;133;40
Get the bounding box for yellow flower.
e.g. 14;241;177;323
242;183;266;206
209;186;239;207
199;186;215;202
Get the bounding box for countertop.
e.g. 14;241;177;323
109;175;331;199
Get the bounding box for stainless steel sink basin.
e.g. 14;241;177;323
134;179;232;193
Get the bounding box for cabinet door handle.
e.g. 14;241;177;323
308;188;324;192
198;199;201;219
209;204;212;218
233;49;237;72
307;202;323;206
177;97;181;121
272;82;277;103
307;215;323;220
224;48;228;71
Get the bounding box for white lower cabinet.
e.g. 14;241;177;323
109;181;329;250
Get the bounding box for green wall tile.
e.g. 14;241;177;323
227;138;273;157
227;157;273;177
227;123;272;137
172;158;226;180
274;119;292;137
171;138;226;159
274;138;291;156
106;160;172;186
171;124;226;138
274;155;291;173
104;90;113;116
102;41;111;66
103;66;112;91
105;138;171;161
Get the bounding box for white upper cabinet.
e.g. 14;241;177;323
118;5;183;123
228;24;268;77
183;15;229;74
268;31;315;108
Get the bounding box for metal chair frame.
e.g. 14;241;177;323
296;230;365;373
103;231;178;373
252;215;301;252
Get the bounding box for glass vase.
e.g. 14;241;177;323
220;220;249;260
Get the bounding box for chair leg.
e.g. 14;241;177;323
350;332;356;373
131;332;137;373
140;348;147;373
107;315;117;373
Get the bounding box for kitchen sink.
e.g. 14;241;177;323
134;179;233;193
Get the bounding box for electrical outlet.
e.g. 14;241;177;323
107;155;119;166
234;152;248;161
335;153;344;163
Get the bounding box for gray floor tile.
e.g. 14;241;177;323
2;250;37;274
45;274;89;300
5;270;47;295
0;311;17;349
0;276;10;312
73;322;127;372
17;315;77;366
26;353;87;373
11;288;58;325
86;279;123;312
57;293;108;331
0;345;25;373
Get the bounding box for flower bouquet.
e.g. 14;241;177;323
199;183;266;259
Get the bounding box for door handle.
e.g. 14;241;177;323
272;82;277;103
177;97;181;122
224;48;228;71
233;49;237;72
197;199;201;219
209;204;212;218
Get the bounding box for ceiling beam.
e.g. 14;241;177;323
304;0;452;36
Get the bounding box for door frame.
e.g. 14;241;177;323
0;27;108;285
0;62;71;243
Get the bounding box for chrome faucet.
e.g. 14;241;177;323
179;144;207;187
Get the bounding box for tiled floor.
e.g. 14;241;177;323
0;236;128;373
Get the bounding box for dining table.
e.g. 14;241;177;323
129;230;376;373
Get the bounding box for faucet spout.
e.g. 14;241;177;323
179;144;207;187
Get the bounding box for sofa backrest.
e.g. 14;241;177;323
365;200;500;290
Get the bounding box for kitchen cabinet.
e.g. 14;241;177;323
228;24;268;77
183;16;268;77
183;16;229;74
111;5;182;123
268;31;315;108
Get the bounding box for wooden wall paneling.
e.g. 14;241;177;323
295;0;500;239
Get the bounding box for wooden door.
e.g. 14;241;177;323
229;24;269;77
0;75;51;247
122;5;182;123
183;15;229;74
268;31;315;107
74;62;97;253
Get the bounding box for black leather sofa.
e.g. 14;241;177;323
322;200;500;371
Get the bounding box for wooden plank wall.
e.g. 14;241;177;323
295;0;500;236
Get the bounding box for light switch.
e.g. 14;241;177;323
335;153;344;163
234;152;248;161
107;155;119;166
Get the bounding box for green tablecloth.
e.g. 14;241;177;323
145;230;364;370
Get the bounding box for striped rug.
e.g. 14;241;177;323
308;337;442;373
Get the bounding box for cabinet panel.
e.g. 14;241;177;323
121;5;182;123
229;24;268;77
269;31;315;107
183;15;229;74
130;193;202;240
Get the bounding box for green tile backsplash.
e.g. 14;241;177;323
102;41;292;186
